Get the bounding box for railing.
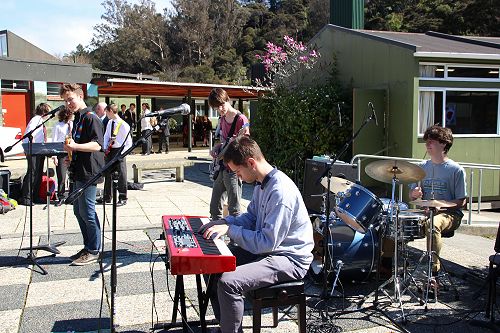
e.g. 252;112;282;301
350;154;500;225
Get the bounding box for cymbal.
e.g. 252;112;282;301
320;176;354;194
409;199;456;208
365;160;425;184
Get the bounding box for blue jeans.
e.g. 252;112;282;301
73;181;101;254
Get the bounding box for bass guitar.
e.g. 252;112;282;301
209;122;249;181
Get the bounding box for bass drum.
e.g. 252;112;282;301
310;215;378;283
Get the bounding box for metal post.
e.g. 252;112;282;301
468;170;474;225
399;183;403;202
478;169;483;214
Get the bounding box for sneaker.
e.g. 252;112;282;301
69;248;87;261
117;199;127;207
71;252;100;266
96;197;111;204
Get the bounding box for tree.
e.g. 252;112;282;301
91;0;169;73
63;44;91;64
167;0;215;67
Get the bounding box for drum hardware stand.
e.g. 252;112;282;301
358;173;421;323
408;207;459;310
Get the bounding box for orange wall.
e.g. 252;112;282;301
2;92;30;131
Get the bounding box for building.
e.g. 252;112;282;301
302;24;500;197
0;30;93;130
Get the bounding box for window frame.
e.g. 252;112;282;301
418;87;500;138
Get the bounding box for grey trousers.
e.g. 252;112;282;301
208;246;305;333
209;169;242;219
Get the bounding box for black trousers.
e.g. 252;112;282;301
103;148;128;200
55;155;68;198
158;132;170;152
141;129;152;154
21;154;45;202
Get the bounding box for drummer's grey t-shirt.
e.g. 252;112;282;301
410;159;467;204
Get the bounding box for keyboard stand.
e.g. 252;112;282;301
153;273;218;333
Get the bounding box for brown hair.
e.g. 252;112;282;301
208;88;230;108
59;83;83;97
34;103;51;116
106;104;118;114
223;136;263;166
423;125;454;153
57;107;73;122
142;102;149;109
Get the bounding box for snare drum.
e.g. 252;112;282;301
335;184;383;233
379;198;409;215
395;210;427;241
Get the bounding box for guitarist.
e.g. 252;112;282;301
62;83;105;266
99;104;132;206
208;88;250;220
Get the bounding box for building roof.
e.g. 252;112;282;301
95;78;267;100
327;25;500;60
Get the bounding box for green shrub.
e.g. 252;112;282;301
252;78;352;186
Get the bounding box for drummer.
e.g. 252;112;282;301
409;125;466;276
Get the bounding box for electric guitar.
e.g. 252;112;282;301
209;122;249;181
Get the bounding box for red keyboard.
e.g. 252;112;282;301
162;215;236;275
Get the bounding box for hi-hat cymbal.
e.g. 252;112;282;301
409;199;456;208
365;160;425;184
320;176;353;194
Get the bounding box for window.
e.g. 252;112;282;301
47;83;62;96
448;66;499;79
419;64;500;80
446;91;498;134
0;33;6;57
419;90;499;135
1;80;29;90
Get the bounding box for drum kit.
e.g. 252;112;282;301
311;159;457;319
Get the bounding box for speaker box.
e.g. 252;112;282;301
302;159;357;213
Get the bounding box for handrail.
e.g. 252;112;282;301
350;154;500;225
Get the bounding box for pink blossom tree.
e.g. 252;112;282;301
255;35;320;89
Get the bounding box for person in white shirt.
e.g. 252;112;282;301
94;102;108;129
98;104;132;206
20;103;50;205
140;102;153;155
51;107;74;200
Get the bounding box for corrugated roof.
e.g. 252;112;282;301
356;29;500;55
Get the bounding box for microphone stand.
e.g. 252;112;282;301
65;125;155;333
312;108;377;316
6;112;59;275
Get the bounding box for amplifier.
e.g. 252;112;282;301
302;159;357;213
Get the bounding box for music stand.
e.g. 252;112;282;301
20;142;67;257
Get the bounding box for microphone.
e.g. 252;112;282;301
42;105;65;117
146;103;191;117
368;102;378;126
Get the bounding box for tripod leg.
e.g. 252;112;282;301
27;252;48;275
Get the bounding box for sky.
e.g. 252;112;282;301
1;0;173;57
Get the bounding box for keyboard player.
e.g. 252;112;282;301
199;136;314;333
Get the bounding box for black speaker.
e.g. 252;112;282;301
302;159;357;213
